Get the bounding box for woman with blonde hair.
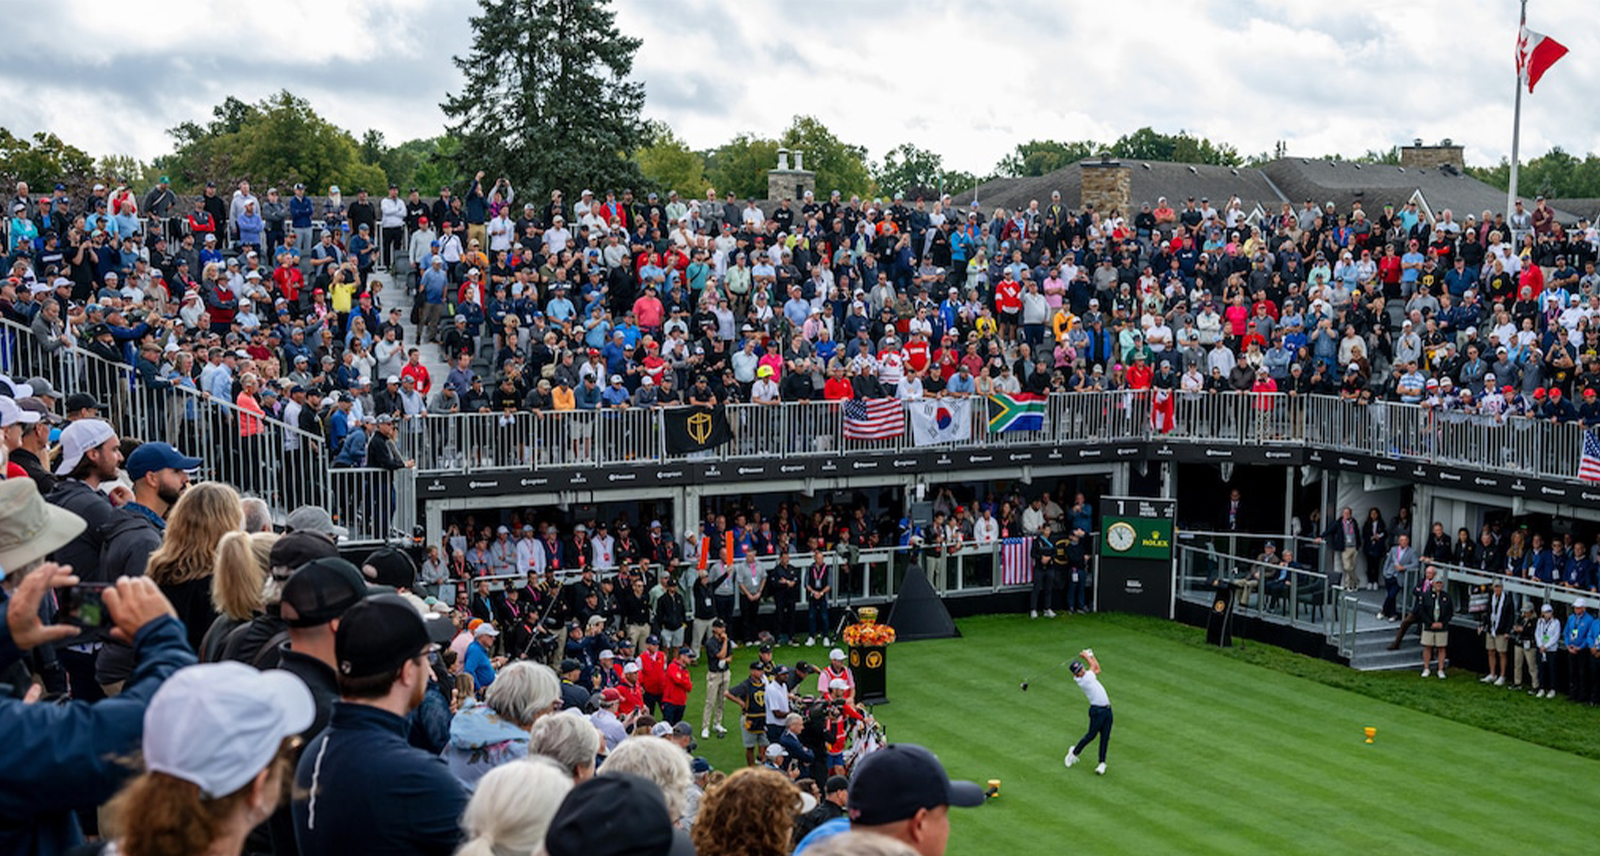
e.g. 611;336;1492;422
199;530;278;663
100;662;313;856
146;481;243;652
455;757;572;856
691;767;800;856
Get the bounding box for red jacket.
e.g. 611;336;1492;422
615;679;644;716
639;649;667;696
663;661;693;706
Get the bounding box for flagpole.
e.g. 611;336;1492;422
1508;0;1528;218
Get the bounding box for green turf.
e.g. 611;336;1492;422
677;615;1599;856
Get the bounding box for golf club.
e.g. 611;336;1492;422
1019;658;1073;691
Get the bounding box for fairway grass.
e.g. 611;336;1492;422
677;614;1597;856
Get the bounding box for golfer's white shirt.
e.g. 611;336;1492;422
1075;671;1110;707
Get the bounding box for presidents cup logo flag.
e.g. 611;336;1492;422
986;392;1045;433
909;398;972;446
664;405;732;455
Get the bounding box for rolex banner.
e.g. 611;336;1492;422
664;405;733;455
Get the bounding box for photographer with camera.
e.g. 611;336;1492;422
0;475;193;855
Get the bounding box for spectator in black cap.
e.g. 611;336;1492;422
293;594;467;856
260;556;369;856
841;743;984;856
558;657;592;712
362;546;419;592
547;771;685;856
63;392;106;421
794;774;851;843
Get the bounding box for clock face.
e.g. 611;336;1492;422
1107;522;1137;552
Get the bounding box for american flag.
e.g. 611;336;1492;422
1581;432;1600;482
842;398;904;440
1001;537;1034;585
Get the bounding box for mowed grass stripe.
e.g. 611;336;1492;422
857;614;1598;856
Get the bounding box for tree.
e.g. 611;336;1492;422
0;129;96;191
636;121;708;199
872;143;944;200
1468;146;1600;200
360;133;468;194
993;140;1097;178
442;0;647;201
780;116;873;199
706;133;779;200
159;91;387;193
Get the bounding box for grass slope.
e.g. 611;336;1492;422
678;614;1598;856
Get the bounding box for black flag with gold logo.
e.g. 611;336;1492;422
664;405;732;455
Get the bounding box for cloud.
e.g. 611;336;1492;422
0;0;1595;184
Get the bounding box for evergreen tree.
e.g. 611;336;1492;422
442;0;647;199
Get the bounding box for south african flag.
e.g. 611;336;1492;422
987;392;1045;432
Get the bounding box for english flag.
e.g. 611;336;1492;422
1517;26;1568;93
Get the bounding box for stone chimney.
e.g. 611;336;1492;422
1079;158;1131;215
1400;139;1464;171
767;148;814;203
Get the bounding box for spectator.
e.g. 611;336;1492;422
145;481;243;654
293;595;469;856
442;660;560;789
98;662;312;856
692;766;798;856
600;732;694;824
545;772;682;856
455;757;572;856
529;709;602;783
1416;576;1453;679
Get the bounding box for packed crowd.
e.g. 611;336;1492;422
428;486;1095;638
9;177;1600;496
0;426;984;856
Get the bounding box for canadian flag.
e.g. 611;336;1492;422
1517;26;1568;93
1151;388;1175;434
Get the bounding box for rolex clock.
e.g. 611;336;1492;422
1106;521;1137;553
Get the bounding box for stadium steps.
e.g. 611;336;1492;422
373;265;451;386
1346;628;1427;672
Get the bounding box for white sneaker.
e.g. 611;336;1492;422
1044;609;1057;618
1494;676;1505;686
1379;611;1387;620
701;728;710;739
1064;751;1078;768
1437;669;1446;680
1094;762;1106;776
1479;674;1495;683
805;636;815;647
1421;668;1430;677
1030;610;1039;619
1546;690;1557;699
713;724;727;735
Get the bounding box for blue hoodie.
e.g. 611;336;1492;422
439;699;529;790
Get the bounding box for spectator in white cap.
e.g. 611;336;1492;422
464;620;503;689
100;662;312;856
819;647;855;702
44;419;121;585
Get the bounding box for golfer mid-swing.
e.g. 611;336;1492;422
1063;648;1111;775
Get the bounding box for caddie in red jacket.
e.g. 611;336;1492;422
638;634;668;715
661;646;695;725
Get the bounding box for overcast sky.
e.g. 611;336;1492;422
3;0;1594;176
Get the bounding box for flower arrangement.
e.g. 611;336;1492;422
842;606;897;646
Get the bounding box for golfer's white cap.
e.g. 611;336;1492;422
829;678;849;691
766;743;787;758
623;661;640;674
1576;598;1589;609
829;648;845;661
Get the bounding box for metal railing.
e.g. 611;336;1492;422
397;391;1599;484
1305;394;1583;480
1175;542;1339;637
416;540;1043;612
